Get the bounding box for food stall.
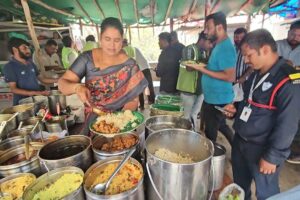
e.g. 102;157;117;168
0;0;292;200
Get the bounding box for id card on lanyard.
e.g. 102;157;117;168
240;72;270;122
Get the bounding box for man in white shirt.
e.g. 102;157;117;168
277;20;300;67
277;20;300;164
33;39;62;70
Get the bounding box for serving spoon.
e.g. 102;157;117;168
91;148;136;194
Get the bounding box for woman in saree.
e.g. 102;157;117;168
58;17;148;134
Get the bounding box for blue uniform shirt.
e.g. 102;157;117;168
202;38;236;104
3;58;40;105
233;58;300;165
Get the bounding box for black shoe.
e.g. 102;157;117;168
286;153;300;164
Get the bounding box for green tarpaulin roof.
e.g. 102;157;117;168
0;0;278;26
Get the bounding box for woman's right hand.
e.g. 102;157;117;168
75;84;91;107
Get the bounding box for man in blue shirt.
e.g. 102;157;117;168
185;12;236;145
3;37;58;105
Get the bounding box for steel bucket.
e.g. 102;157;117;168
145;129;214;200
0;114;17;139
0;142;44;177
92;133;139;161
1;103;35;122
84;156;144;200
23;166;85;200
145;115;192;138
48;90;66;115
209;143;226;191
38;135;92;173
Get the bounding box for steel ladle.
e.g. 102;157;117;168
91;148;136;194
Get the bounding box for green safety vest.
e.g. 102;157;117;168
62;47;78;69
123;46;136;59
82;41;99;52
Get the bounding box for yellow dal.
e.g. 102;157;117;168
0;175;35;199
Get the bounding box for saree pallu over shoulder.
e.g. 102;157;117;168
86;61;148;111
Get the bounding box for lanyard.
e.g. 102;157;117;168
248;72;270;100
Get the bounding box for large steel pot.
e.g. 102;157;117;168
145;129;214;200
23;166;85;200
0;114;17;139
0;173;36;199
38;135;92;173
48;90;66;115
1;103;35;122
145;115;192;138
84;156;144;200
0;142;44;177
209;143;226;191
6;128;33;140
19;96;49;114
92;133;139;161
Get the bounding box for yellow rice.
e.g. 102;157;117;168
32;173;83;200
154;148;194;163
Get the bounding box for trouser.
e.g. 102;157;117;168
232;135;281;200
202;101;234;145
180;93;204;127
139;68;155;108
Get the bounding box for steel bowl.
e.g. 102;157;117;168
1;103;35;122
23;166;85;200
38;135;92;173
0;142;44;177
92;133;139;161
0;114;17;139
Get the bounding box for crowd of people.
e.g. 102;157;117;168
2;13;300;200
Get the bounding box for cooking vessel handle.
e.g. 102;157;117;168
40;160;50;172
146;162;163;200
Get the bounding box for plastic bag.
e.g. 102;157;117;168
218;183;245;200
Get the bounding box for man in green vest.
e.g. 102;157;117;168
82;35;99;52
62;36;78;69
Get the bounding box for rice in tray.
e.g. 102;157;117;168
0;174;35;199
90;162;142;195
154;148;194;164
95;110;137;130
32;173;83;200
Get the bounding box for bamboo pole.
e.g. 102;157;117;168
30;0;78;18
75;0;95;24
133;0;140;39
210;0;222;14
128;26;132;44
234;0;253;16
115;0;123;23
170;17;174;32
79;19;83;36
160;0;173;32
188;0;198;20
96;25;100;42
20;0;45;74
92;0;105;20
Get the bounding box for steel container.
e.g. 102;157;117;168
92;133;139;161
145;115;192;138
0;137;24;155
23;166;85;200
38;135;92;173
0;142;44;177
145;129;214;200
0;172;36;199
84;156;144;200
19;96;49;113
48;90;66;115
23;116;45;132
0;114;17;139
209;143;226;191
45;115;68;133
1;103;35;122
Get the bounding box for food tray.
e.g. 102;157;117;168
89;111;144;137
